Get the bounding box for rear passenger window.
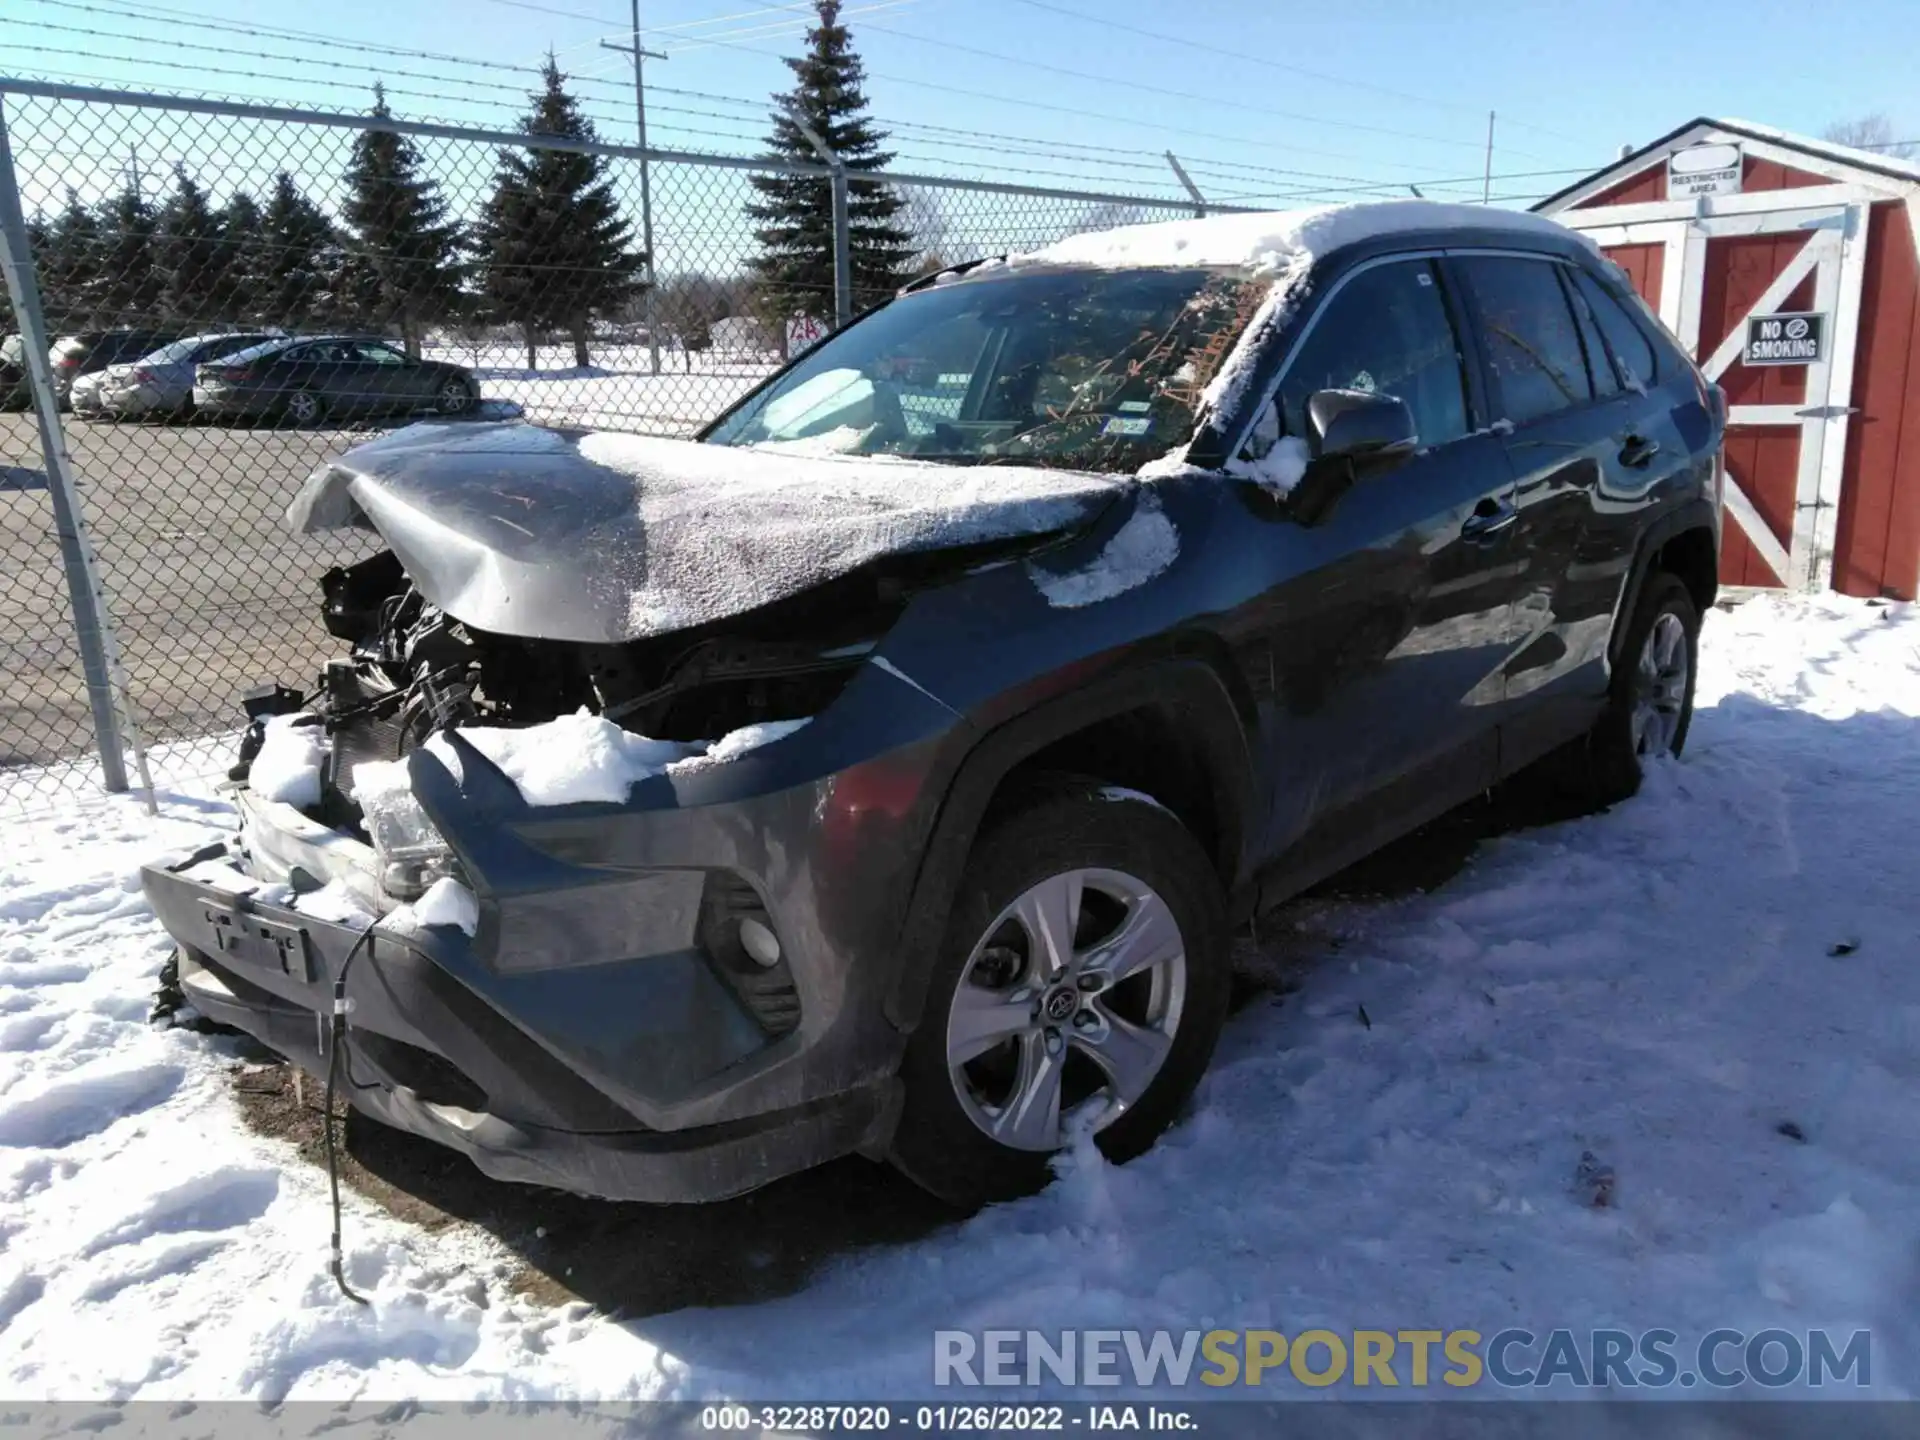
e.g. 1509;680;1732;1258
1572;269;1659;391
1274;259;1469;449
1455;256;1593;425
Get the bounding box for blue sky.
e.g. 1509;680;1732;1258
0;0;1913;248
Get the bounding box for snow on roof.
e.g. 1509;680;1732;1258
1715;117;1920;185
1010;200;1590;274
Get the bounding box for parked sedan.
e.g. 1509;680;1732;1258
193;336;479;425
49;329;186;408
71;332;280;420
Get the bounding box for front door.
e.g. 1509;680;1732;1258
1231;255;1520;861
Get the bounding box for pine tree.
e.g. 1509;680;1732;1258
746;0;914;333
477;59;645;369
209;191;265;325
39;190;100;331
88;182;161;326
257;172;343;331
340;84;465;357
154;164;226;325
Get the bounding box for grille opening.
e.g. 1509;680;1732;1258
349;1030;489;1113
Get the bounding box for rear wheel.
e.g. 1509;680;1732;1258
1584;571;1700;803
889;784;1230;1209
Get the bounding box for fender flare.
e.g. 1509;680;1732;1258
883;656;1254;1033
1608;496;1720;668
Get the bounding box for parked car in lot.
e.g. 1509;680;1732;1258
70;331;281;420
141;202;1724;1210
0;333;27;410
49;329;186;408
192;335;479;425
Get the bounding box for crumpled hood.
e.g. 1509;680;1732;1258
286;422;1129;644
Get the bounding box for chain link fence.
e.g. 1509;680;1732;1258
0;79;1232;811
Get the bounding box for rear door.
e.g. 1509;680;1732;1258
1448;252;1687;762
1237;255;1522;858
345;341;427;415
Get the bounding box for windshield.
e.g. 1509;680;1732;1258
705;266;1265;471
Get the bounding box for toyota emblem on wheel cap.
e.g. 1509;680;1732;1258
1044;987;1078;1022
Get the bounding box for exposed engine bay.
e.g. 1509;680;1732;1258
262;537;1029;834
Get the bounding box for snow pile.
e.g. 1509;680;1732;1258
1227;434;1313;499
429;709;810;808
432;709;695;808
247;714;325;808
387;876;480;938
1030;491;1179;608
290;878;376;927
2;594;1920;1401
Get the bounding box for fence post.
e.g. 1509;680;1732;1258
1165;152;1207;218
781;103;853;330
0;98;133;793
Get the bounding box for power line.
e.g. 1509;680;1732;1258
997;0;1587;145
842;16;1499;156
27;0;624;87
627;27;1473;175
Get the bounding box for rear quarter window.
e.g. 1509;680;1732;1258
1573;267;1667;390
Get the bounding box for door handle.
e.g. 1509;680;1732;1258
1619;434;1661;468
1462;495;1518;542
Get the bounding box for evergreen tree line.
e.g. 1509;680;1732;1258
21;66;647;366
8;2;936;364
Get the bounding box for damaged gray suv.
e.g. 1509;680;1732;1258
142;202;1724;1210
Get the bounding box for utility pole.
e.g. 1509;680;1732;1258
601;0;665;376
1483;111;1495;203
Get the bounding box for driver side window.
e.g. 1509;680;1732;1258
1253;259;1469;458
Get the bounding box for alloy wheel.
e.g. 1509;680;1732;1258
438;380;473;415
946;867;1187;1152
1631;611;1690;757
286;391;320;425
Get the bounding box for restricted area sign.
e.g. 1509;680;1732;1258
1668;142;1743;197
1744;311;1825;366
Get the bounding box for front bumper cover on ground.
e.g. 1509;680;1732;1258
142;841;901;1203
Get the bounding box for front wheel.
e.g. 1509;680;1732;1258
889;784;1230;1209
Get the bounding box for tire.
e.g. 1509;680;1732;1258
435;377;477;416
282;388;324;428
888;782;1231;1209
1583;571;1700;804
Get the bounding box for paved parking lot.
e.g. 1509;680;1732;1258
1;412;380;772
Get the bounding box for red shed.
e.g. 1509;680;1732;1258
1536;118;1920;597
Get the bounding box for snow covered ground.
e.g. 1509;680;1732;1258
423;343;778;436
1;594;1918;1404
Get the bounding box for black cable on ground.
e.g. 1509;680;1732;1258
322;920;379;1307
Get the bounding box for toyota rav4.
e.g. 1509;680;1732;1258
141;201;1724;1210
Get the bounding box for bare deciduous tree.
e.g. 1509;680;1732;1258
1821;114;1919;161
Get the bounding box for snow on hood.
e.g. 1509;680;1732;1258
286;422;1126;644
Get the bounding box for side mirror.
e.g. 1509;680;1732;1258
1287;390;1419;527
1307;388;1418;463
